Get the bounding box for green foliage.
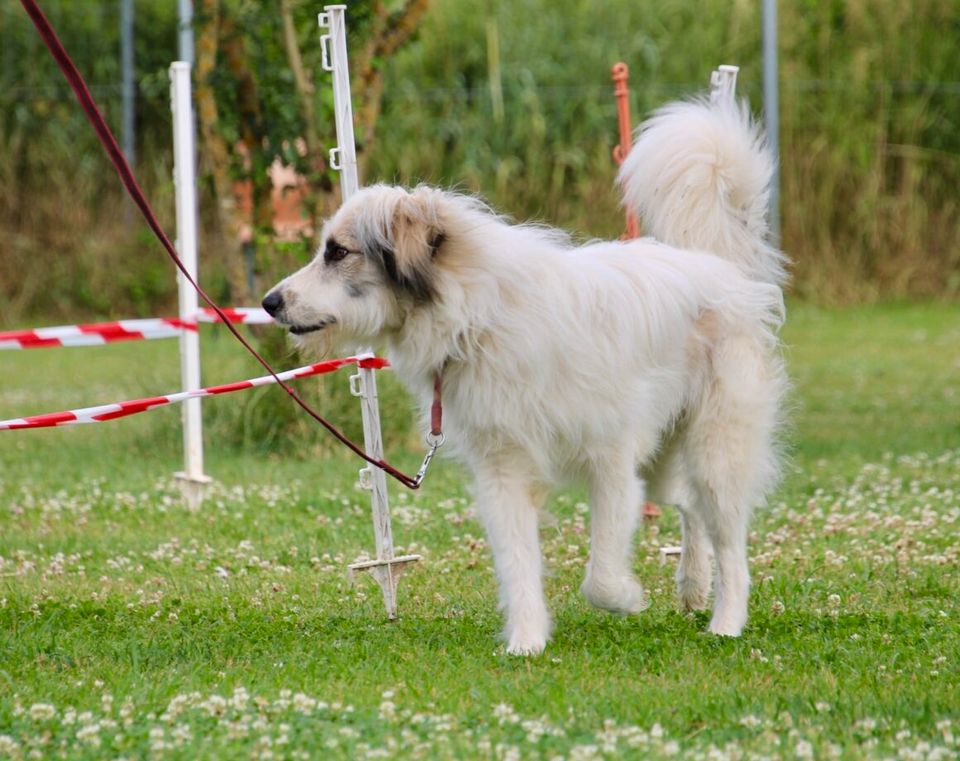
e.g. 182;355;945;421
1;0;958;324
366;0;960;301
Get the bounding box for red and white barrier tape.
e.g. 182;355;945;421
0;309;273;350
0;355;388;431
196;307;273;325
0;318;193;350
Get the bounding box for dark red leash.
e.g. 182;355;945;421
431;373;443;437
19;0;435;490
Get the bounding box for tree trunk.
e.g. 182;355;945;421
194;0;251;305
353;0;430;177
279;0;334;234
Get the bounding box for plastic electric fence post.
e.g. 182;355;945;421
319;5;419;618
170;62;211;508
348;361;422;619
659;546;682;565
319;5;359;200
709;64;739;105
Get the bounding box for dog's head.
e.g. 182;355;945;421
262;184;446;351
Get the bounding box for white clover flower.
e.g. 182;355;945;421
0;736;19;754
293;692;316;715
230;686;250;711
202;694;227;716
171;724;192;745
795;739;814;758
570;744;600;761
76;724;102;747
379;700;397;721
493;703;519;725
29;703;56;721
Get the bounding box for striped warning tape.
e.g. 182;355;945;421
0;317;193;350
195;307;273;325
0;355;388;430
0;309;273;350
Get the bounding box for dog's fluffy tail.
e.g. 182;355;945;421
618;98;787;287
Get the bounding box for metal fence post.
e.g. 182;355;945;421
762;0;781;245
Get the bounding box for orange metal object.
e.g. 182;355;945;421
642;501;662;523
613;63;659;523
611;62;639;240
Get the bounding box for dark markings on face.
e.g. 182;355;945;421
345;281;367;298
324;237;352;266
367;242;437;304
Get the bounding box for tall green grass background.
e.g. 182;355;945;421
1;0;958;321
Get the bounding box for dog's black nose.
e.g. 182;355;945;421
261;290;284;317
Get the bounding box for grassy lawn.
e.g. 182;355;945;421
1;302;958;759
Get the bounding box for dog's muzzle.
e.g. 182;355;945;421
261;290;336;335
261;289;285;318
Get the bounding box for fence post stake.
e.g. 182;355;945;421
170;61;211;509
709;64;739;105
320;5;419;618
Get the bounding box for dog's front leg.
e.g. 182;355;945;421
474;464;551;656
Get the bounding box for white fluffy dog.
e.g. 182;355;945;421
263;97;788;655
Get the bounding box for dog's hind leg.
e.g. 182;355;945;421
580;446;648;615
676;508;712;611
647;440;713;612
684;333;783;636
474;459;551;655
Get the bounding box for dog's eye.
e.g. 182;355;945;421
324;240;352;265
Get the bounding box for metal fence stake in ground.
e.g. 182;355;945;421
320;4;420;618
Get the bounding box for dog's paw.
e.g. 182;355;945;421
503;610;551;656
676;574;710;612
707;613;746;637
505;634;547;656
581;573;649;615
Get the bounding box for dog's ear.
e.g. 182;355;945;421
376;188;445;303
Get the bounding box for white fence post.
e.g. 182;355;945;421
319;5;419;619
170;61;211;509
710;64;739;105
319;5;359;200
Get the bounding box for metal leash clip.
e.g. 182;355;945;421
413;432;445;488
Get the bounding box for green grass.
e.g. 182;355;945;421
1;303;959;759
